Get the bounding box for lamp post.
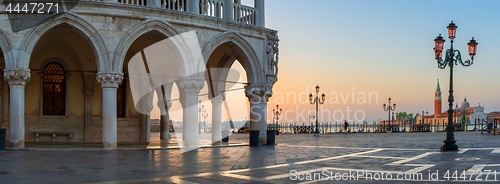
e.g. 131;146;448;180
309;85;326;136
383;98;396;133
245;117;248;131
198;100;202;134
392;112;396;131
273;105;282;135
308;115;315;127
202;110;208;133
421;111;428;132
434;21;478;151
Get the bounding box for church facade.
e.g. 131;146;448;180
0;0;278;149
417;80;487;127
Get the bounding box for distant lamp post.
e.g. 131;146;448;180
308;115;315;126
393;112;396;131
202;110;208;133
273;105;282;135
198;100;202;134
245;117;248;131
309;85;326;136
383;98;396;133
494;118;498;135
421;111;428;131
434;21;478;151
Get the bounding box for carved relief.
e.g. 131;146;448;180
4;69;31;86
266;74;277;85
266;33;279;76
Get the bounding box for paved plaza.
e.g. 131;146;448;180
1;131;500;183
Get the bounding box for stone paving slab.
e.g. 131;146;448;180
0;131;499;183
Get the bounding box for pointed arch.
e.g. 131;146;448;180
0;28;14;68
112;19;187;73
202;31;263;94
17;12;110;71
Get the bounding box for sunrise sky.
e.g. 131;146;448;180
152;0;500;124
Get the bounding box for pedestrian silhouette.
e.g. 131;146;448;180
344;120;349;134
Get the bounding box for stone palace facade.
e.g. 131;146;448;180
0;0;278;149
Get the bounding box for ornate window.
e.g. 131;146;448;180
117;78;126;118
43;63;65;115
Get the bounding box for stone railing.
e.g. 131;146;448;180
90;0;258;26
233;3;256;25
161;0;188;11
119;0;148;6
200;0;224;18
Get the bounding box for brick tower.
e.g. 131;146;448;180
435;79;442;115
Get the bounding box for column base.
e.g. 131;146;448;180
9;140;24;149
212;141;222;146
184;140;198;148
259;137;266;144
160;133;171;140
103;141;117;149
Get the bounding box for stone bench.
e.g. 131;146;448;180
34;132;74;143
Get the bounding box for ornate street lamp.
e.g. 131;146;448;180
273;105;282;135
309;85;326;136
383;98;396;133
434;21;478;151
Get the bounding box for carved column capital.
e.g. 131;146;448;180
157;101;173;110
245;85;272;103
179;78;204;93
4;68;30;86
210;93;225;105
97;73;123;88
147;105;154;112
166;101;173;109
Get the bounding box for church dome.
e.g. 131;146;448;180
460;98;470;108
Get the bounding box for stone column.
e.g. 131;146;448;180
254;0;265;27
96;73;123;149
179;78;204;147
245;85;272;144
2;76;8;138
146;104;154;142
211;93;224;144
190;0;200;13
224;0;234;19
4;69;30;148
159;101;172;140
145;92;154;142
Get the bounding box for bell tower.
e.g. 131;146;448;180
435;79;442;115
